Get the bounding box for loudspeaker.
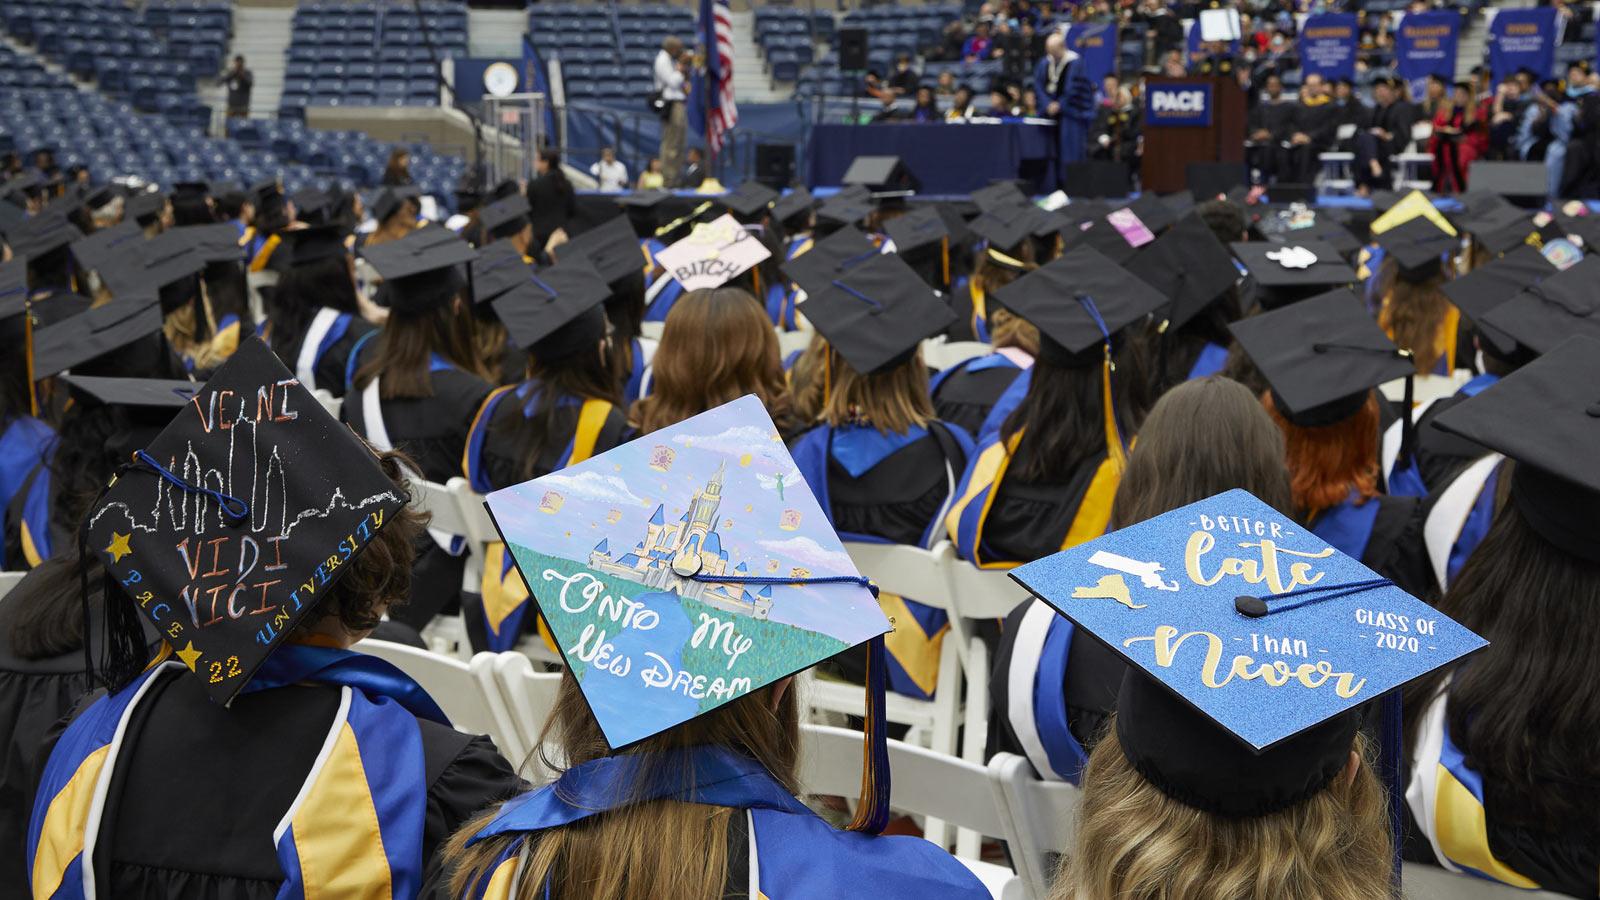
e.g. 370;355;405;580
1185;161;1249;200
755;143;796;189
838;27;869;72
1468;161;1547;204
1062;161;1131;198
842;155;919;192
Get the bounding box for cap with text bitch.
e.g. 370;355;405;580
1480;254;1600;356
479;394;895;829
1139;212;1241;331
561;216;648;286
1374;216;1457;283
653;214;774;294
83;336;409;701
991;244;1169;363
1440;245;1554;360
1009;488;1484;813
800;252;954;374
360;227;478;315
1432;336;1600;564
489;256;612;360
1230;288;1413;427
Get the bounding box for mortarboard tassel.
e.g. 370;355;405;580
654;201;715;239
1075;294;1128;470
23;302;38;418
940;236;950;290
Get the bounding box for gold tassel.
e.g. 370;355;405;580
1101;348;1126;471
24;304;38;417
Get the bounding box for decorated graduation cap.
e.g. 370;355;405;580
1432;336;1600;563
562;216;647;286
490;256;611;360
372;185;422;224
814;185;874;229
481;194;532;241
800;252;953;374
9;210;84;261
651;214;774;294
770;187;816;230
1479;254;1600;356
1139;212;1241;332
282;224;349;267
1441;246;1553;361
82;336;409;700
1116;193;1178;237
360;226;478;315
1230;239;1358;308
717;181;779;223
1369;189;1455;239
481;394;896;829
1008;488;1484;812
1374;216;1456;283
1231;287;1413;429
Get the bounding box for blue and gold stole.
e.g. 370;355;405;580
945;369;1125;570
1;415;53;568
1423;453;1503;592
28;643;448;900
463;746;987;900
927;352;1022;402
1309;489;1383;563
962;276;991;344
1005;600;1087;784
642;269;686;323
15;461;55;568
790;423;972;700
247;232;281;273
1186;341;1229;381
463;386;615;652
1406;690;1544;890
765;235;814;330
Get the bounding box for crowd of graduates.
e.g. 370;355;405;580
0;161;1597;899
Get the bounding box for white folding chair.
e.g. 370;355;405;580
408;478;481;656
0;571;25;601
470;651;532;768
1402;862;1571;900
798;723;1019;899
245;269;277;324
639;321;665;341
987;752;1082;900
922;339;994;372
1318;148;1356;195
353;639;503;741
1396;120;1435;191
490;651;565;782
941;545;1035;769
310;387;342;420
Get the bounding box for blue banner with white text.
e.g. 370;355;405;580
1488;8;1558;85
1299;14;1358;83
1394;12;1459;103
1067;23;1117;86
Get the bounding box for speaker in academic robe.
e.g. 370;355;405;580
1061;160;1131;198
842;155;920;193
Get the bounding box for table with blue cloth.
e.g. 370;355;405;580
808;121;1058;194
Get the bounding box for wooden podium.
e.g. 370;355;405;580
1140;76;1247;195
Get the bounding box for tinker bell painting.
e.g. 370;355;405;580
484;395;890;748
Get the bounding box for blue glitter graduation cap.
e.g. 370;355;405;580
1010;489;1486;752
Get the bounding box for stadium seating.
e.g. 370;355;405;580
529;3;692;114
279;0;466;114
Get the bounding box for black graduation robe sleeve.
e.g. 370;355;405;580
419;728;526;895
1365;495;1434;601
931;365;1026;439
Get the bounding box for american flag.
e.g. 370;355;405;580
700;0;737;155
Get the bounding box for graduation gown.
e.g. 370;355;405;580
1411;373;1499;493
0;415;52;570
269;308;376;397
929;352;1029;439
30;646;521;900
1308;491;1433;600
791;421;973;699
946;275;991;344
462;384;629;652
4;460;60;570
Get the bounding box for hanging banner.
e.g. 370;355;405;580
1487;8;1558;85
1067;23;1117;86
1394;12;1459;103
1298;13;1358;83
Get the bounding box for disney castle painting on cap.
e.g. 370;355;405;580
484;395;890;749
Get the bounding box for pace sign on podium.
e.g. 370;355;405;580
1145;82;1213;128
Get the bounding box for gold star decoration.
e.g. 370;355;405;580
176;641;203;671
104;532;133;563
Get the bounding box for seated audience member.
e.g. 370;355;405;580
1136;212;1244;393
1247;73;1297;184
1282;73;1341;184
888;53;919;95
636;157;666;191
1403;339;1600;897
990;377;1295;779
950;191;1038;343
589;146;629;193
1355;76;1420;195
1429;81;1479;194
911;86;941;122
946;86;978;122
263;225;377;396
963;18;995;61
935;70;959;96
27;342;520;897
0;273;53;548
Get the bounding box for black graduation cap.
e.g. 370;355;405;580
360;226;478;314
59;374;198;410
1431;335;1600;562
968;201;1040;254
1440;245;1553;359
125;190;167;226
1117;193;1178;236
83;336;410;703
481;194;532;240
1;172;43;197
778;225;878;299
1453;199;1531;255
1138;212;1241;331
9;210;84;260
770;187;816;227
971;181;1029;213
179;224;250;266
1374;216;1456;282
991;245;1169;363
1160;191;1197;218
800;252;953;374
815;185;874;228
614;189;672;237
282;224;349;267
470;240;535;304
883;206;949;257
718;181;779;222
372;186;422;224
71;221;145;274
562;216;646;285
1059;218;1143;266
84;183;125;211
290;186;333;225
0;197;27;239
0;257;27;319
486;179;520;203
490;257;611;358
1231;238;1358;303
99;228;206;297
1480;254;1600;356
32;296;165;378
1230;287;1413;426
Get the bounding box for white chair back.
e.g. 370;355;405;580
354;639;500;739
988;752;1081;900
943;548;1033;624
923;340;993;372
0;570;25;602
639;321;665;341
469;651;532;767
776;327;814;360
1336;122;1358;140
310;387;342;420
1402;862;1571;900
491;651;565;781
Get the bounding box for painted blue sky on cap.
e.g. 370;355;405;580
1011;489;1486;751
484;395;889;748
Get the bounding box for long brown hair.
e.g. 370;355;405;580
493;345;621;483
353;300;486;399
820;346;935;435
1403;479;1600;828
1054;727;1392;900
1377;259;1453;376
1111;377;1293;529
1263;391;1379;519
630;287;792;434
439;676;800;900
989;307;1039;356
785;331;831;426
